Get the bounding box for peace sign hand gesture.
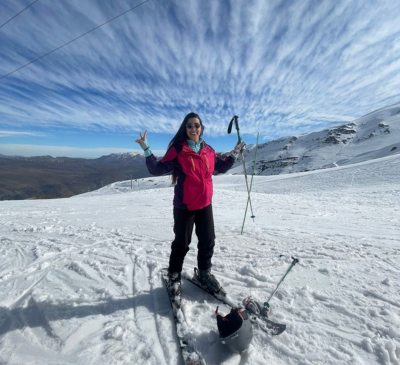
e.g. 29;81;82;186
135;130;148;149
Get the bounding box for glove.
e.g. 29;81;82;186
138;138;149;151
140;139;152;157
135;131;152;157
230;141;246;159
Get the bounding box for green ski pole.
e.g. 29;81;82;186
227;116;255;223
241;132;259;234
264;257;299;311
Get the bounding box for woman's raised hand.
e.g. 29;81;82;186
230;141;246;159
135;130;148;148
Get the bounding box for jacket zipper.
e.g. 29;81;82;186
189;156;195;171
204;155;209;171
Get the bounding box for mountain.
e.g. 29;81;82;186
230;102;400;175
0;153;23;159
2;103;399;200
0;153;152;200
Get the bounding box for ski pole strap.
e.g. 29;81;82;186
227;116;234;134
227;115;241;144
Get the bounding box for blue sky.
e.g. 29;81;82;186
1;0;400;158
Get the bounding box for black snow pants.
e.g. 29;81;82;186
168;204;216;274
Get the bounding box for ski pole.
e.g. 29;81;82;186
264;257;299;310
241;132;259;234
227;115;255;221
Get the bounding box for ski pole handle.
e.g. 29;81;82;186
234;117;240;133
279;255;300;266
227;115;237;134
227;115;242;144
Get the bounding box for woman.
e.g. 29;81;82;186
135;112;245;297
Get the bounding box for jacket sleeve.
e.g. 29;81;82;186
145;146;177;176
214;154;235;174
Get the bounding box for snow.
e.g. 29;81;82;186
0;154;399;365
230;102;400;176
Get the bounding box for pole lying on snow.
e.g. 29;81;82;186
227;116;255;223
264;257;299;311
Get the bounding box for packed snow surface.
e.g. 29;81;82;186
0;154;399;364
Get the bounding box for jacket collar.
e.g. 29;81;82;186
186;138;203;151
180;139;208;154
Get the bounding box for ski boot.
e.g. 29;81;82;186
242;296;270;318
167;271;182;298
194;268;226;295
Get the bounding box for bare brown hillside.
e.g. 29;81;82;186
0;153;152;200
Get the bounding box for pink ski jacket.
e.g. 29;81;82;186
146;141;234;210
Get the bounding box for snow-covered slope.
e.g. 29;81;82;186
230;102;400;176
0;154;399;365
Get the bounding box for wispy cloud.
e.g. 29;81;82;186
0;130;47;138
0;0;400;143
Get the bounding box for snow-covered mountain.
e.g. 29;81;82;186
230;102;400;175
96;152;143;163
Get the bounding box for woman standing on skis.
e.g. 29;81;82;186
135;112;245;296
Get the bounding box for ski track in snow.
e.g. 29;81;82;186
0;155;399;364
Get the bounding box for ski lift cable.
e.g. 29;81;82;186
0;0;39;30
0;0;152;81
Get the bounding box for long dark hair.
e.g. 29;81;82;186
167;112;204;184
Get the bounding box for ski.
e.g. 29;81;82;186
184;269;286;336
161;268;206;365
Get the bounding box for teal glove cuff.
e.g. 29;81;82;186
139;138;149;150
139;138;152;157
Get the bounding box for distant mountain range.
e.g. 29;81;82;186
1;102;399;200
230;102;400;175
0;153;151;200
